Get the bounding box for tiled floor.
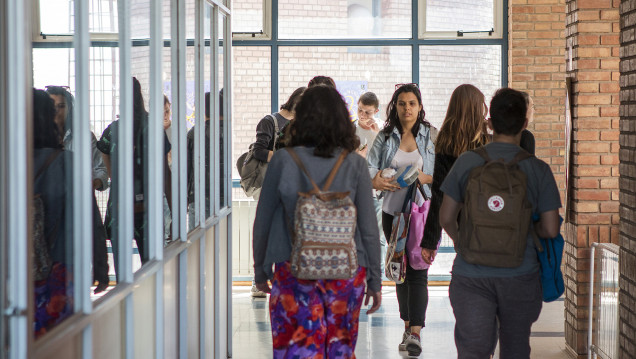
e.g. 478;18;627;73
232;285;571;359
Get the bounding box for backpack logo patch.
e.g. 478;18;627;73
487;195;505;212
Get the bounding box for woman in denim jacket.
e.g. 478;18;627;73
367;83;436;357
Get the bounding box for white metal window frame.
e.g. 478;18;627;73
231;0;271;40
233;0;502;41
31;0;120;43
418;0;504;39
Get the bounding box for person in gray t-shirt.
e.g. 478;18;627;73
439;88;561;358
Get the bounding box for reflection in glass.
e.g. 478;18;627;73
39;0;119;35
278;46;411;118
32;88;74;337
424;0;494;33
278;0;411;39
232;0;263;34
419;45;501;129
218;14;226;209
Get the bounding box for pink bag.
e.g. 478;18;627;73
406;200;433;270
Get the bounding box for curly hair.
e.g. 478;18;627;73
436;84;490;157
382;84;430;138
289;86;359;157
33;88;63;149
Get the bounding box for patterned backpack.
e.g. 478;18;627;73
286;148;358;280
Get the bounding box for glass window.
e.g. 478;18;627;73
31;48;77;334
419;45;502;129
218;13;228;209
231;46;271;202
278;46;411;117
423;0;494;33
162;1;175;243
232;0;263;34
39;0;119;35
278;0;411;39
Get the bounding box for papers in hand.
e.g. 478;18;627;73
382;165;419;188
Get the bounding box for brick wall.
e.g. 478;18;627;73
619;0;636;355
563;0;621;356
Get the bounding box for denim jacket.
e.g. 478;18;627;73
367;123;436;198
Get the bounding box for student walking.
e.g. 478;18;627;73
420;84;490;264
252;85;382;358
439;88;561;358
367;83;436;357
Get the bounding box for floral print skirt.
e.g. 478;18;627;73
269;261;366;359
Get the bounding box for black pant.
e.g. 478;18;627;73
449;273;542;359
382;211;430;327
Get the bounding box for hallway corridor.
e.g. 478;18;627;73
232;285;570;358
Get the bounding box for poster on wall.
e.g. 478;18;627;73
335;80;368;122
564;77;573;223
164;81;211;130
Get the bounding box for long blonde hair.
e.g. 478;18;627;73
436;84;489;157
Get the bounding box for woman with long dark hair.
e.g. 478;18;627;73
32;88;73;336
252;85;382;358
367;83;436;357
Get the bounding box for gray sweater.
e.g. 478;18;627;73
252;146;382;293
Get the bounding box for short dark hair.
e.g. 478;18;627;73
289;86;359;157
307;76;336;88
205;89;224;119
33;88;63;149
489;88;528;136
280;86;307;111
358;92;379;109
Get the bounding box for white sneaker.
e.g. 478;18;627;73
251;285;267;298
405;334;422;357
398;329;410;351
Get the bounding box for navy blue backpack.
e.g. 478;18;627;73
533;214;565;302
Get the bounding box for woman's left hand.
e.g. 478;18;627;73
418;170;433;185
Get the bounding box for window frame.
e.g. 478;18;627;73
231;0;508;281
231;0;271;40
418;0;504;39
31;0;120;43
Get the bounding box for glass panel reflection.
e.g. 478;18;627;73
419;45;501;129
278;0;411;39
424;0;494;33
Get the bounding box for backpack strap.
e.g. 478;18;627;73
268;114;280;152
286;148;348;193
508;149;533;166
286;147;321;193
35;150;62;181
322;150;348;192
472;146;491;162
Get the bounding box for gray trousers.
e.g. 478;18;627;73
449;272;542;359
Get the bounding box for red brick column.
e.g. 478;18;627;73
619;0;636;355
564;0;620;357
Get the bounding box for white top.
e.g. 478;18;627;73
382;148;423;214
356;125;379;149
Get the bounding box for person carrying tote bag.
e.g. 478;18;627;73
406;183;435;270
367;83;435;357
